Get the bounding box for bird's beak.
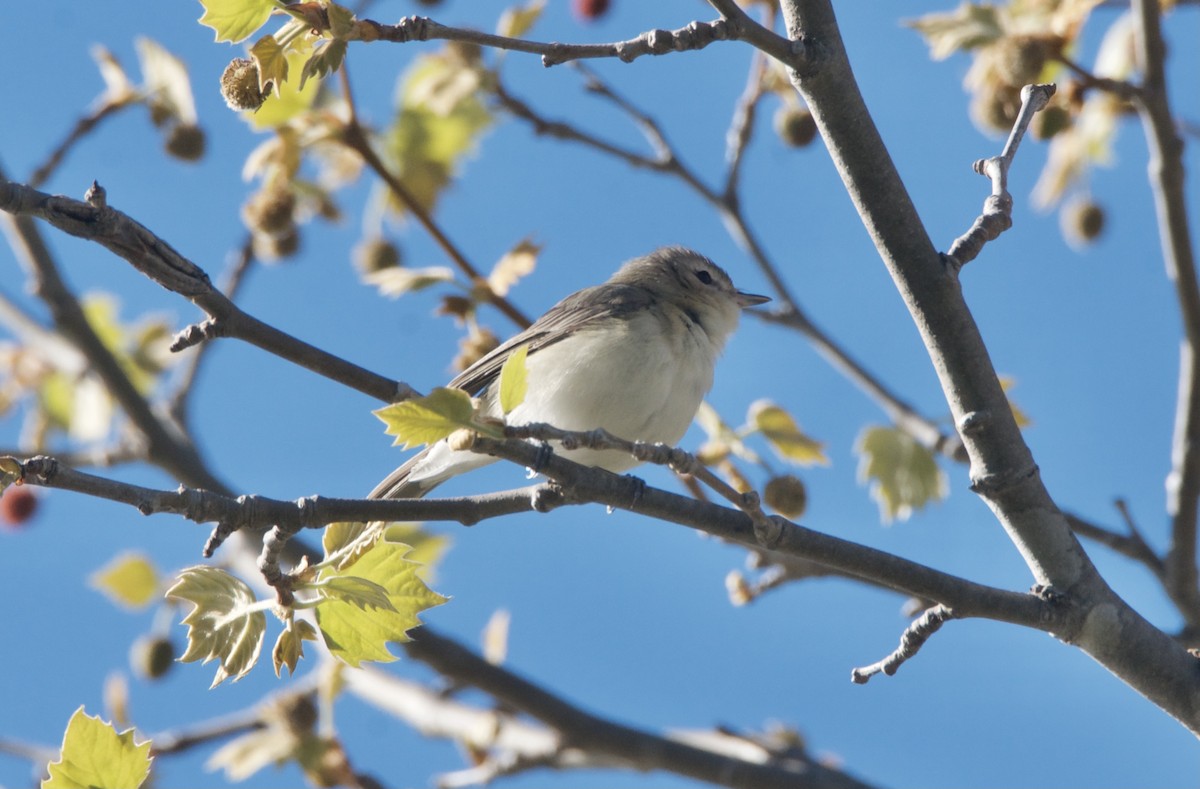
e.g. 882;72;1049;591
735;290;771;309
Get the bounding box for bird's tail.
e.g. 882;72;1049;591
368;448;443;500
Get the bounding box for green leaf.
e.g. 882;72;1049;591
314;537;448;666
318;576;397;612
166;566;267;687
326;3;357;38
498;344;529;415
385;51;493;216
135;38;199;124
362;265;455;298
249;34;288;95
497;0;545;39
43;707;152;789
383;523;450;582
272;618;318;677
90;553;160;610
905;3;1004;60
374;387;477;449
299;39;347;90
748;400;829;466
488;239;539;297
247;46;321;130
198;0;276;43
855;425;948;524
999;375;1032;428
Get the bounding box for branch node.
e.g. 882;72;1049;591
170;318;225;352
84;180;106;208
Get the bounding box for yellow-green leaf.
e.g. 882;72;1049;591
299;39;347;90
498;344;529;415
166;566;266;687
198;0;276;44
247;47;321;130
136;38;198;124
43;707;152;789
272;618;318;677
374;387;477;449
905;3;1004;60
383;523;450;583
314;538;448;666
363;265;455;298
249;34;288;94
385;51;492;216
90;553;160;610
748;400;829;466
855;425;948;524
488;239;540;297
999;375;1032;428
497;0;546;39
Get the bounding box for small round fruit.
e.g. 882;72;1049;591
1062;198;1105;245
131;636;176;680
221;58;268;112
1;487;38;528
573;0;611;22
763;475;807;519
164;124;206;161
353;237;402;274
1032;104;1071;140
774;106;818;148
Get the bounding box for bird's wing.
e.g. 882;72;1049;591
446;282;655;395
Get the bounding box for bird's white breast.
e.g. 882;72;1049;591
498;306;723;472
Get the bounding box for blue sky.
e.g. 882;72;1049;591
1;1;1198;787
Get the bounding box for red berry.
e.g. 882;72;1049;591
573;0;610;22
1;487;38;527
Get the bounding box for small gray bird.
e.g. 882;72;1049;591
370;246;769;499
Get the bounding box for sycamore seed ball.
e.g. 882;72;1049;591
1063;198;1106;245
774;105;818;148
131;635;176;680
164;124;206;161
221;57;268;112
354;237;402;274
763;474;808;519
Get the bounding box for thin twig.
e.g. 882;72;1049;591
850;605;956;683
354;15;742;68
945;83;1056;269
337;63;530;329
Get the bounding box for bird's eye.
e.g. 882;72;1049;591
695;270;714;285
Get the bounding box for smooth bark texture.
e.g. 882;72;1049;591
774;0;1200;734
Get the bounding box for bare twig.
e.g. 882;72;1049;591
0;177;416;406
946;83;1056;270
355;15;745;68
850;605;957;683
337;64;530;330
29;100;136;189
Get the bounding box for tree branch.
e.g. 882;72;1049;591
1130;0;1200;631
396;627;877;789
775;0;1200;733
946;83;1056;270
356;15;745;68
0;177;416;406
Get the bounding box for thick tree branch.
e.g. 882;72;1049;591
774;0;1200;733
397;628;876;789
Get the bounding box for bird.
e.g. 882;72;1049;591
370;246;769;500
